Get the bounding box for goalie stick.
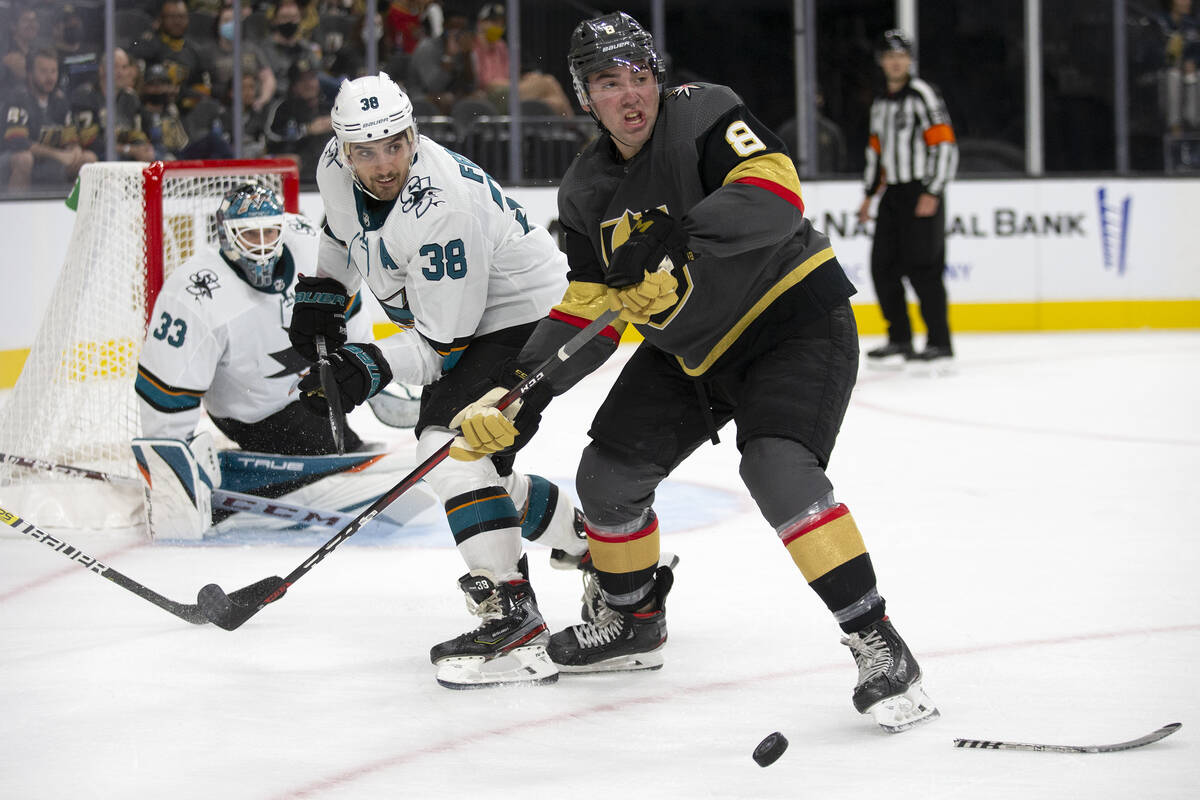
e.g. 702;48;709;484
953;722;1181;753
197;307;622;631
314;334;347;455
0;451;360;533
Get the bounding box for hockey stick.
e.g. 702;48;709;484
314;334;347;455
953;722;1182;753
0;451;354;532
0;505;210;624
197;307;622;631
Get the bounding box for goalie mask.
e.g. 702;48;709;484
567;11;665;109
215;183;286;288
331;72;417;198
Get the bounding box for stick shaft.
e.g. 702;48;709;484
314;335;347;455
0;505;207;624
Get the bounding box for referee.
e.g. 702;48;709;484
857;29;959;364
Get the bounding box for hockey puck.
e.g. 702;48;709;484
197;583;232;620
753;731;788;767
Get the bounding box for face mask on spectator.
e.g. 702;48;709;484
220;20;235;41
484;24;504;43
63;23;84;45
274;21;299;38
143;92;169;106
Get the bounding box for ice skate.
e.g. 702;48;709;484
548;564;674;673
865;341;913;370
842;617;939;732
430;560;558;689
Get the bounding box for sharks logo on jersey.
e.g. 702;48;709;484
186;269;221;301
322;138;343;168
401;175;444;217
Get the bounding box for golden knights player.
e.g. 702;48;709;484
451;12;938;731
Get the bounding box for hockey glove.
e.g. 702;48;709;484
606;208;691;288
448;362;553;461
299;343;393;414
289;275;350;361
606;269;679;324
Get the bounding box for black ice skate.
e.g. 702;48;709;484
548;564;674;673
866;341;914;369
907;344;954;362
430;562;558;689
842;617;939;732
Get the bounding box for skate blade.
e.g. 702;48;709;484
906;359;956;378
865;682;940;733
435;645;559;690
555;649;665;674
866;356;908;371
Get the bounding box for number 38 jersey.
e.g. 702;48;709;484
135;213;372;440
315;135;567;384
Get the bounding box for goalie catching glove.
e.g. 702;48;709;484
298;343;393;414
605;208;690;324
448;362;553;461
289;275;350;361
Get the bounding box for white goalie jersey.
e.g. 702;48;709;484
135;213;373;440
315;135;568;384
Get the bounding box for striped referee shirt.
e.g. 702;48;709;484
863;76;958;197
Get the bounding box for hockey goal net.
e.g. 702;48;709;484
0;159;300;536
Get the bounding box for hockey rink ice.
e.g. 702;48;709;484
1;330;1197;799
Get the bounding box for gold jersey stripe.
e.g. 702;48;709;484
675;247;836;376
722;152;804;202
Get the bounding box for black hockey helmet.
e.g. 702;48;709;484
878;28;913;55
567;11;665;108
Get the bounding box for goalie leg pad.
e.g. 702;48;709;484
131;432;221;540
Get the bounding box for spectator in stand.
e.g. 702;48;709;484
70;48;156;162
471;3;572;117
264;0;324;97
1155;0;1200;133
138;62;233;161
2;7;41;85
385;0;434;56
205;2;278;114
265;58;333;179
409;10;476;112
129;0;214;113
186;70;271;160
54;3;101;94
0;48;96;192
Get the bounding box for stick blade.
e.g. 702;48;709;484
198;576;286;631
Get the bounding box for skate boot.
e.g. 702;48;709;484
430;558;558;690
866;341;914;369
548;564;674;673
841;617;939;732
548;509;589;570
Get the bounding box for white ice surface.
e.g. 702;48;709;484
2;331;1197;799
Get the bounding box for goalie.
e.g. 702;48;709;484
132;182;427;539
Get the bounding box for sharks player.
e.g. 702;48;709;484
133;183;425;540
449;12;938;732
289;72;593;689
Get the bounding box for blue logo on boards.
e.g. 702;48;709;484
1097;187;1131;275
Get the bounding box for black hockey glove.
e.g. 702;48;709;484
289;275;350;362
299;343;393;415
605;208;691;289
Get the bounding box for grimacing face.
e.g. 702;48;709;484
345;131;416;201
584;61;659;159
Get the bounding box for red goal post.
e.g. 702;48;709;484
0;158;301;536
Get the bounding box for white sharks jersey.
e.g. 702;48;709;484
315;135;567;383
135;213;372;440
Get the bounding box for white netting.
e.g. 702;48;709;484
0;161;295;536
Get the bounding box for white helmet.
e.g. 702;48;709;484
331;72;416;145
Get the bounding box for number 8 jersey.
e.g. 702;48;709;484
315;135;568;384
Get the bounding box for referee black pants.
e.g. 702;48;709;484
869;181;952;348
